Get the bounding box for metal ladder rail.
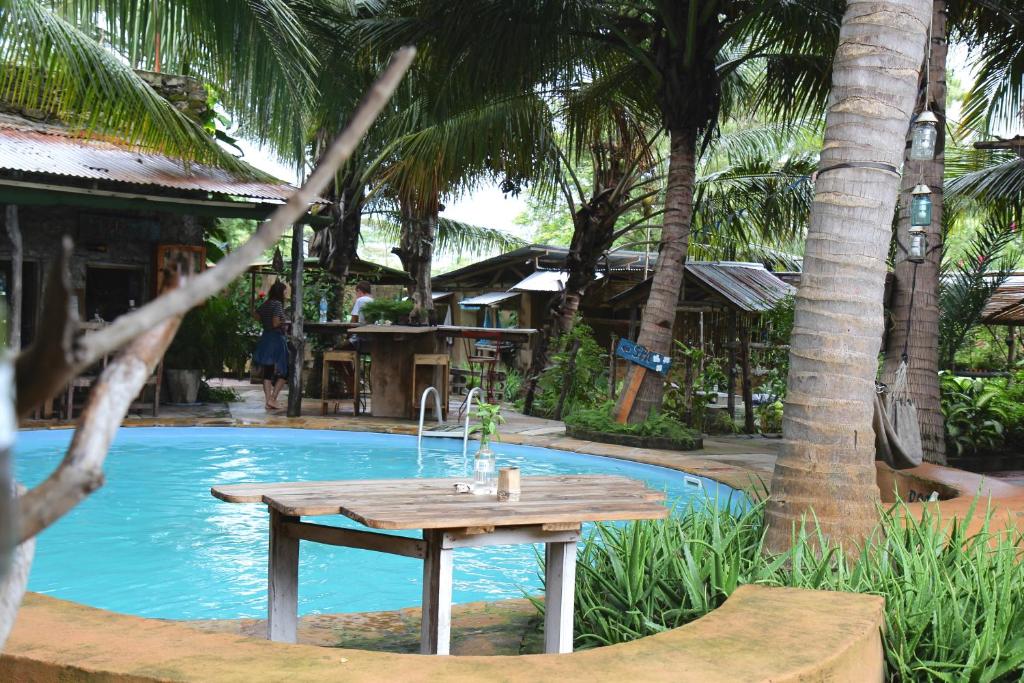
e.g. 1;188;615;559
461;387;482;458
417;386;445;448
418;386;483;461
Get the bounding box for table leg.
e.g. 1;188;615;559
268;509;299;643
420;530;453;655
544;540;577;654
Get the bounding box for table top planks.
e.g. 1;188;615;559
212;475;668;530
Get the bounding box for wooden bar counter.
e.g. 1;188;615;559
350;324;536;419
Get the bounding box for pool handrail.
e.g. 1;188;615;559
462;387;482;458
417;386;444;448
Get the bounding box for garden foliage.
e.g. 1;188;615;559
940;371;1024;456
564;402;700;446
529;323;608;418
541;497;1024;681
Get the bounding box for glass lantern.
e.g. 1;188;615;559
910;110;939;160
910;184;932;227
908;227;927;263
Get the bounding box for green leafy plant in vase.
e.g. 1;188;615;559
470;402;505;494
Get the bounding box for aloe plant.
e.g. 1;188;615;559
537;496;1024;680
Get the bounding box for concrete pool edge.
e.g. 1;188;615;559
11;419;1023;680
3;585;884;682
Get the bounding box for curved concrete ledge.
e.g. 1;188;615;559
2;585;884;682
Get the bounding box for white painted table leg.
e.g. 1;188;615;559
420;530;454;655
268;509;299;643
544;540;577;654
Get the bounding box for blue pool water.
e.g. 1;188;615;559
15;427;736;620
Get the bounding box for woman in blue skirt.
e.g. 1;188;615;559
252;281;290;410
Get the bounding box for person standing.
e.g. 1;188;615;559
252;280;289;410
348;281;374;352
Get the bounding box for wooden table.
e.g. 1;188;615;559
211;475;667;655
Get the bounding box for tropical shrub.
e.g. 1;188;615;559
663;342;726;431
539;497;1024;681
940;372;1011;456
164;288;254;376
530;323;608;418
360;298;414;324
754;399;784;434
564;401;700;446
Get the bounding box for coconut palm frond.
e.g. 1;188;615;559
939;209;1022;368
377;93;557;203
693;153;816;249
364;214;525;258
708;118;823;168
39;0;317;161
689;238;803;270
946;153;1024;208
0;0;256;173
953;0;1024;135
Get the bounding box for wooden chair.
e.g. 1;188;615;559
412;353;450;420
321;350;359;416
129;362;162;417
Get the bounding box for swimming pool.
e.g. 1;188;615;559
15;427;737;620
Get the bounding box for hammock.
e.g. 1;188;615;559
874;361;923;469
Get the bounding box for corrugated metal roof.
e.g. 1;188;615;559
510;269;606;292
0;114;296;202
459;291;520;307
606;261;794;312
981;274;1024;324
686;262;794;312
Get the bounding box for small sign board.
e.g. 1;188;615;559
615;339;672;375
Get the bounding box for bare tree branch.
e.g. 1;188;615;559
14;239;78;418
16;313;181;543
0;524;34;648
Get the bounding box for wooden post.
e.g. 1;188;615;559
4;206;22;350
543;540;577;654
287;226;305;417
740;317;755;434
727;310;737;420
420;530;453;655
614;365;646;424
268;509;299;643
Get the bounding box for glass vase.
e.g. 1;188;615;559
472;443;496;495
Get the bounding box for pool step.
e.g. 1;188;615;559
421;424;468;439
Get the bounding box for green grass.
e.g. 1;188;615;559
535;497;1024;681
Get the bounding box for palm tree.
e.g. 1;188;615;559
764;0;932;554
880;0;1024;466
358;0;843;421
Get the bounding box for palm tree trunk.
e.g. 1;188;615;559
881;0;947;465
613;127;695;422
764;0;932;554
395;202;437;325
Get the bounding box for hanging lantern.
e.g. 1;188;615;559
908;226;927;263
910;184;932;227
910;110;939;160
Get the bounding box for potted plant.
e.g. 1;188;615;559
163;305;219;403
470;402;505;494
360;298;414;325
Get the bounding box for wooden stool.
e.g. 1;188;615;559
321;350;360;416
411;353;449;420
